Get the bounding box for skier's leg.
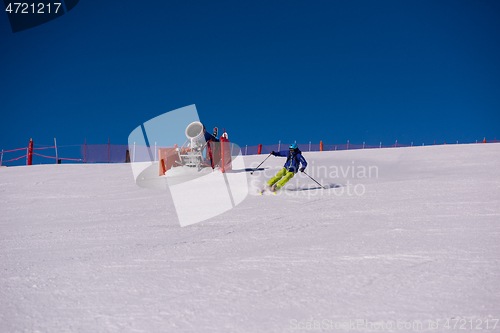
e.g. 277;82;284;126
275;171;295;190
267;168;286;187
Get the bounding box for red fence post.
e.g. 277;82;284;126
27;139;33;165
320;141;323;151
159;148;166;176
258;144;262;155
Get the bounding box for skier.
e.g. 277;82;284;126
265;143;307;192
205;127;220;168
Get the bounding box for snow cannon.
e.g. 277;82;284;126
177;121;217;169
185;121;216;149
158;121;225;175
185;121;205;149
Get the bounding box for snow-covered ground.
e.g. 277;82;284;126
1;143;499;332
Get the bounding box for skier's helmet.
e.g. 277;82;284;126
289;143;298;150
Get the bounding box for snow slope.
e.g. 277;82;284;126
1;143;499;332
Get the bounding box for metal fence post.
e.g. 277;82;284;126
54;138;58;164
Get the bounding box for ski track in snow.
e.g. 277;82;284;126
1;144;499;332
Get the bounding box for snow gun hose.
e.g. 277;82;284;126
250;153;272;175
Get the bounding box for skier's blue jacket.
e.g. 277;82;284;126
273;150;307;173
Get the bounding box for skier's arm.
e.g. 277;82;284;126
299;154;307;170
274;150;288;157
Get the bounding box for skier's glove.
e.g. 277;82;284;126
299;167;305;172
270;151;275;156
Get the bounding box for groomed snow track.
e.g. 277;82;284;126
1;143;499;332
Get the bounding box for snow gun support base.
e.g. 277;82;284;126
178;140;211;171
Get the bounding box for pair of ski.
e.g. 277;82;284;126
259;186;278;195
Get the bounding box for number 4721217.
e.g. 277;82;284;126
5;3;62;14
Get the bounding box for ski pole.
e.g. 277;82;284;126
303;171;326;189
250;153;272;175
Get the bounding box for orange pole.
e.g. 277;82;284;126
483;137;486;143
320;141;323;151
27;139;33;165
258;144;262;155
159;148;166;176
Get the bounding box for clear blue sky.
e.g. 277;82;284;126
1;0;499;163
